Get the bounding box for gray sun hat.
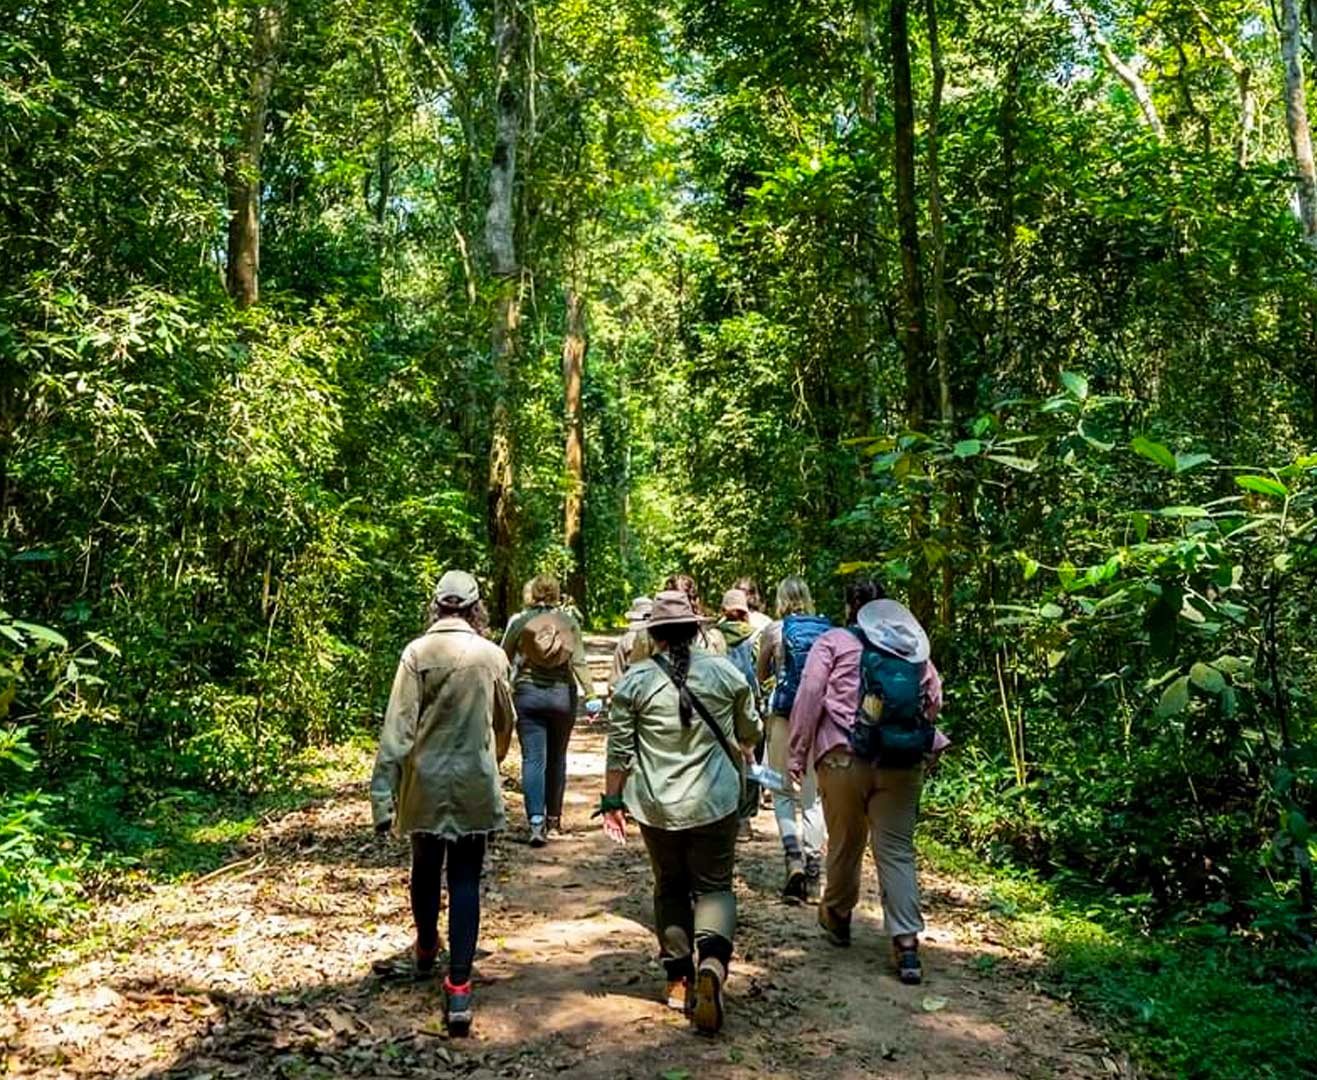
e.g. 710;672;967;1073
625;596;654;626
645;590;700;629
856;599;930;663
432;569;480;608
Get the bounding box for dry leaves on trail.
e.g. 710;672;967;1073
1;668;1131;1080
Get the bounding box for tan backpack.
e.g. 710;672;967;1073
519;610;575;672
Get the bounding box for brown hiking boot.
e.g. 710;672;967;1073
692;957;726;1035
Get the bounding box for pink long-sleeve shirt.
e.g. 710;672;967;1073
787;627;943;775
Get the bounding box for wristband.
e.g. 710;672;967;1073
590;793;626;818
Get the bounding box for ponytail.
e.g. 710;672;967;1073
648;621;698;726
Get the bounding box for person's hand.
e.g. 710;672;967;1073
741;744;756;765
601;809;627;845
788;765;804;789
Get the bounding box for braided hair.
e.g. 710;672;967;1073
648;620;698;726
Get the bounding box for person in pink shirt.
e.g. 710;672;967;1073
787;579;944;985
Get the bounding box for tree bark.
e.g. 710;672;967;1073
225;4;284;309
891;0;932;430
926;0;955;637
1192;5;1253;166
1280;0;1317;240
1074;4;1165;140
890;0;935;628
562;289;587;619
485;0;522;625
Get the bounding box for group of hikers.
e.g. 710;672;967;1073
370;567;945;1037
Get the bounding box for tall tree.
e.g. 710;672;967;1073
225;3;285;308
1074;3;1165;140
1280;0;1317;239
562;288;587;615
890;0;935;627
485;0;523;622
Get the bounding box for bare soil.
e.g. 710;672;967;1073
2;637;1133;1079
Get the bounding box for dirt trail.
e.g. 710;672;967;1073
3;636;1131;1079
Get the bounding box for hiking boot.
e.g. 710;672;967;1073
414;939;441;977
782;854;807;903
546;815;563;835
665;976;692;1014
528;819;548;848
895;940;922;985
804;854;822;901
818;904;851;947
443;977;474;1036
737;818;753;843
691;957;726;1035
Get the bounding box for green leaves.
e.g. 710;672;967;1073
1131;437;1213;475
1156;676;1190;717
1132;436;1177;472
1234;475;1288;499
1060;370;1089;400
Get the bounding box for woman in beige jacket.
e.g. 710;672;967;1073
371;570;515;1036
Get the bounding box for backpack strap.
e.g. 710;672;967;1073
652;654;743;772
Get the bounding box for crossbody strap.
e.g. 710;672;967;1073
652;654;742;770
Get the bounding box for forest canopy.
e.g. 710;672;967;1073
2;1;1315;1068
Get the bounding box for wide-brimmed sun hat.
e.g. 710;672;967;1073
625;596;654;626
646;590;700;629
856;599;930;663
432;569;480;607
720;588;750;618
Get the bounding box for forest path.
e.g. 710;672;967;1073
4;636;1132;1080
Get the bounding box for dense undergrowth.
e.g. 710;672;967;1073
921;837;1317;1079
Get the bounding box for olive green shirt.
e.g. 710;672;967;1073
371;618;515;838
607;651;761;830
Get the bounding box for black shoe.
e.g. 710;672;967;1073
546;815;562;835
528;819;548;847
804;855;822;901
818;904;851;947
444;977;474;1036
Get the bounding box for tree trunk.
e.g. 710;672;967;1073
926;0;955;637
485;0;522;625
1075;5;1165;140
890;0;935;628
1281;0;1317;239
562;289;587;620
225;4;284;309
1191;5;1254;166
891;0;932;430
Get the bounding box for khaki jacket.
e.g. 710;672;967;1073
607;651;761;830
371;618;515;838
609;626;654;689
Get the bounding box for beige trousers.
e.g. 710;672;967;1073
816;751;924;938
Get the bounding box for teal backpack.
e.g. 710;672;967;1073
846;627;932;768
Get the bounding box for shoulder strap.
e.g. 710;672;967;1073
652;654;742;769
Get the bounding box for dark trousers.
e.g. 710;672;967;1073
515;682;576;821
410;833;485;985
638;812;738;979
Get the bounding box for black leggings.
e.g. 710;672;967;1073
410;832;486;985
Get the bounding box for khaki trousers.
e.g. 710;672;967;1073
817;751;924;938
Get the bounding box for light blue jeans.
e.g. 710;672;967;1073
767;713;825;860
